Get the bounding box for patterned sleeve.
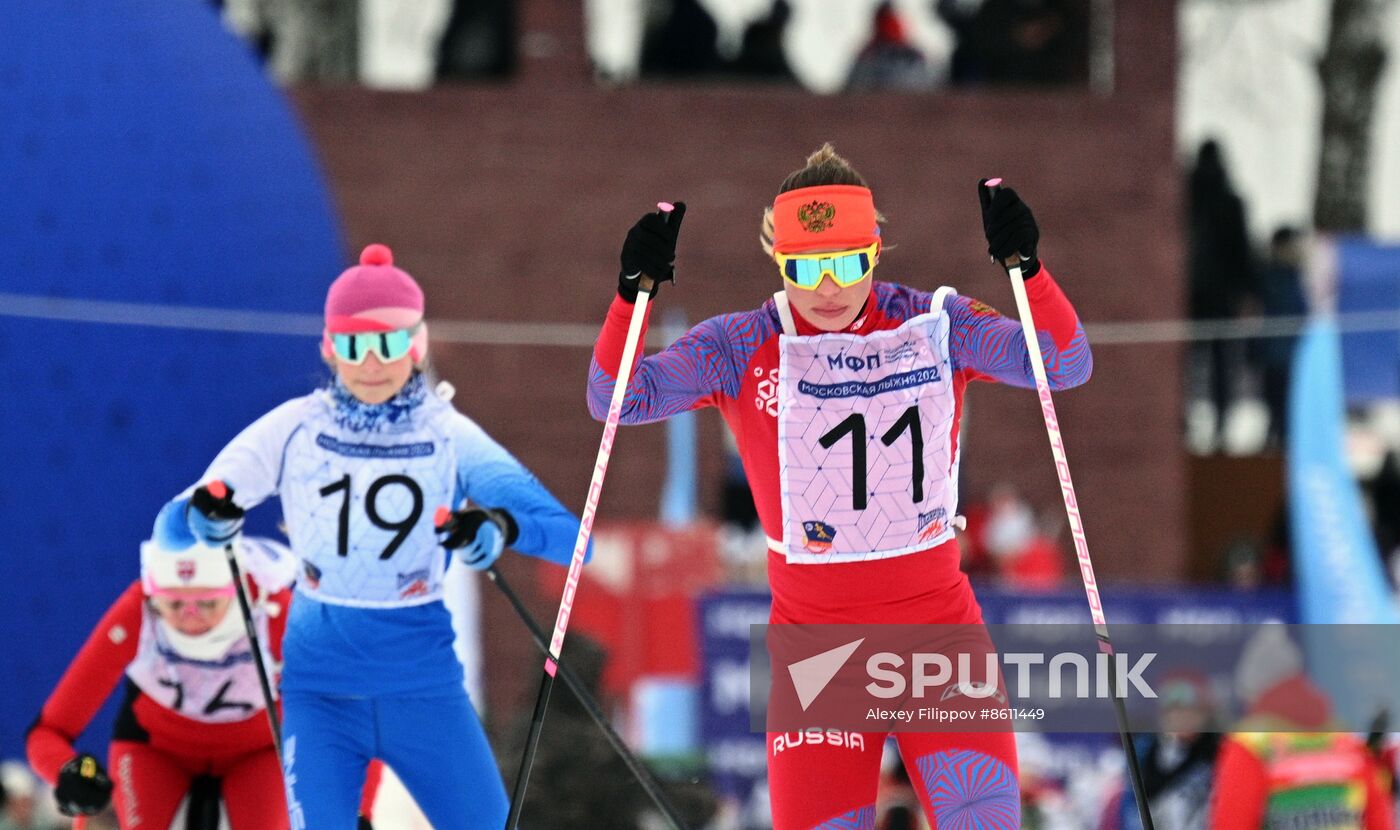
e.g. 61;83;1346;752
587;296;755;424
945;267;1092;390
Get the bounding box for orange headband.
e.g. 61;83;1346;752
771;185;879;254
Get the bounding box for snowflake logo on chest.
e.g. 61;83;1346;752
754;366;779;417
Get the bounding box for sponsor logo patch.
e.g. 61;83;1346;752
803;520;836;554
917;508;947;541
397;568;431;598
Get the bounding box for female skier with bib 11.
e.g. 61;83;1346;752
152;244;582;828
588;145;1092;829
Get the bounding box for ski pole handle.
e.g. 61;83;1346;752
190;479;245;526
202;480;242;515
980;177;1031;272
626;202;680;295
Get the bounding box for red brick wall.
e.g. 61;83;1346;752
289;1;1183;717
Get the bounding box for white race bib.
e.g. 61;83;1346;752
280;397;457;607
127;604;273;723
776;288;960;564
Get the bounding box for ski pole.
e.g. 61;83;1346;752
503;202;677;829
202;481;283;759
985;178;1155;830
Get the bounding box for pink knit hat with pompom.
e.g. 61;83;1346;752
321;244;428;362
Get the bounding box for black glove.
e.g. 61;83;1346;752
978;179;1041;278
187;481;246;545
435;506;519;568
618;201;687;303
55;753;113;816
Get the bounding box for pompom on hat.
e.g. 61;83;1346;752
322;244;429;362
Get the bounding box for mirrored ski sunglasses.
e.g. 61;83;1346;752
330;325;419;365
149;587;235;617
774;243;879;290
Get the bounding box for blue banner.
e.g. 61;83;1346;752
1288;320;1399;625
1337;238;1400;401
975;585;1295;626
697;590;772;823
1288;319;1400;725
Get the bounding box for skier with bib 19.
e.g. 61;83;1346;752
588;144;1093;829
152;244;583;828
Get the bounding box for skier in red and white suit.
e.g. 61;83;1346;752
26;537;298;828
588;145;1093;829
